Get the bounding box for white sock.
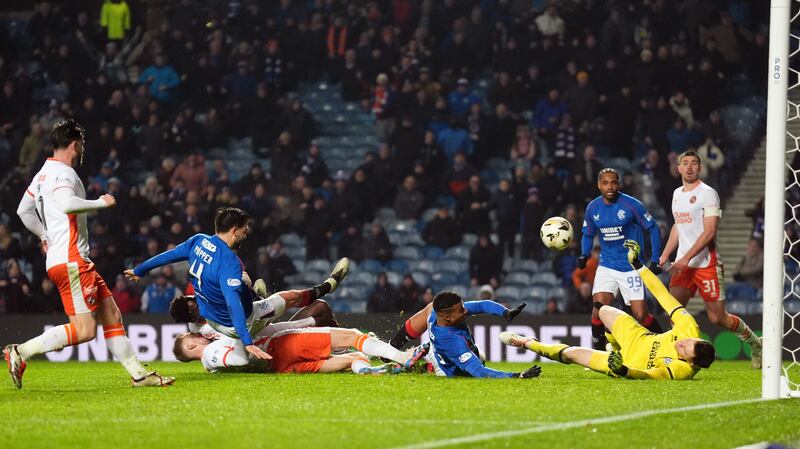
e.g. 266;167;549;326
104;327;149;379
731;315;760;346
268;318;315;334
17;324;74;359
359;337;407;363
351;358;371;374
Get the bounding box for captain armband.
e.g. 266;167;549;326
703;206;722;218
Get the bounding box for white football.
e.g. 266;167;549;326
540;217;573;251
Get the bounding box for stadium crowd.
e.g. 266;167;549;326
0;0;768;315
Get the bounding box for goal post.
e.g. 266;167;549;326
763;0;793;399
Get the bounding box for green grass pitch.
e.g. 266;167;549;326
2;361;798;449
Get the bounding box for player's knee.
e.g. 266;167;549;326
707;310;725;326
73;321;97;343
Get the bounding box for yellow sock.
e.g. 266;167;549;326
526;340;569;363
589;351;611;375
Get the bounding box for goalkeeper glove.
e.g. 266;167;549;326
517;365;542;379
504;303;526;322
576;256;588;269
648;262;663;275
607;350;629;377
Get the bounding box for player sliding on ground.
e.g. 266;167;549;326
124;207;350;360
500;240;716;380
5;119;173;389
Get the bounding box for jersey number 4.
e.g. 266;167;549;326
189;261;204;293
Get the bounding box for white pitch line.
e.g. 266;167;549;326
386;398;765;449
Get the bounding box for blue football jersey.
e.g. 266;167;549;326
582;193;658;272
427;300;515;378
133;233;255;345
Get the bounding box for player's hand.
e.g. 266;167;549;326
41;239;49;254
517;365;541;379
504;303;526;322
576;256;588;269
607;350;629;377
123;269;141;283
246;345;272;360
99;194;116;208
658;253;670;267
667;257;689;274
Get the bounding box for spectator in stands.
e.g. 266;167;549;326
419;130;445;179
0;223;22;260
666;117;695;153
493;179;521;258
469;235;502;288
304;195;333;261
421;287;435;305
100;0;131;42
367;272;400;313
262;242;297;293
568;282;594;314
746;197;765;240
369;144;398;208
390;116;422;175
572;246;600;290
437;118;474;163
138;53;179;104
397;274;424;313
509;124;539;168
532;88;566;140
394;175;425;220
18;121;45;175
338;225;365;262
697;136;725;186
37;278;62;314
734;239;764;289
572;145;603;184
300;143;329;188
363;222;393;262
478;285;494;300
170;153;208;195
447;78;479;119
545;298;561;314
422;204;462;250
520;187;546;260
0;259;32;313
372;73;395;142
140;273;181;314
112;275;140;314
441;152;475;197
456;175;491;234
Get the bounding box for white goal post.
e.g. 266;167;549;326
763;0;798;399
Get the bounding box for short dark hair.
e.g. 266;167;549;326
693;340;716;368
169;296;194;323
50;119;85;150
678;150;702;165
433;291;462;312
597;167;620;182
214;207;250;233
172;333;194;362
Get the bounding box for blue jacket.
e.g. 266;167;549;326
138;65;179;102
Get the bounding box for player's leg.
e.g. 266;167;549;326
590;291;614;350
621;269;663;333
499;331;610;374
95;274;174;386
668;266;695;307
317;355;359;373
389;302;432;348
330;328;426;368
288;299;339;327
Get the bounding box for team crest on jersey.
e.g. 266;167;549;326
664;357;672;365
689;196;697;204
83;285;98;305
645;211;653;221
617;210;626;220
593;214;600;221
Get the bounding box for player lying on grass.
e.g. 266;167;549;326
124;207;349;359
173;320;428;375
393;292;540;378
500;240;715;380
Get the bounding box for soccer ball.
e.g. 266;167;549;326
540;217;573;251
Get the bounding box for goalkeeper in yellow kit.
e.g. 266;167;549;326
500;240;716;379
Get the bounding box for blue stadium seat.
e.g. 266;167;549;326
512;259;539;273
462;234;478;246
409;260;435;273
385;259;410;273
431;272;457;288
537;259;554;272
375;208;396;221
394;246;421;260
726;282;758;301
404;233;426;247
388;220;417;233
421;246;445;260
411;271;431;287
747;302;763;315
306;259;331;272
443;285;468;298
439;259;465;274
352;271;376;286
280;233;303;247
445;246;471;260
547;287;566;300
285;246;306;260
727;300;749;316
785;301;800;314
504;272;531;287
389;233;409;246
496;286;522;302
531;272;558;286
523;302;546;315
359;259;384;273
523;286;549;299
386;272;402;286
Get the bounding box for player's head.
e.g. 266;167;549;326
677;150;702;184
214;207;251;249
596;168;620;201
173;332;211;362
50;119;86;166
169;295;200;323
433;291;468;326
676;338;715;368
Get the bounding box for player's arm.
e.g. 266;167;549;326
637;263;684;316
436;333;516;379
201;340;250;372
52;186;113;214
632;200;662;267
219;264;264;357
464;300;525;322
659;224;679;265
129;237;194;279
578;207;597;268
16;190;45;241
610;352;695;380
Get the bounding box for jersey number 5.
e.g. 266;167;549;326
189;261;204;293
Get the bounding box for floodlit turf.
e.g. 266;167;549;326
2;361;798;449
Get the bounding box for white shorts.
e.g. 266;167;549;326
592;266;644;305
207;293;287;339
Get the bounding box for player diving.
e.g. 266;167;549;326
500;240;715;380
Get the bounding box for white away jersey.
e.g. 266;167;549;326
671;182;721;268
26;158;91;270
